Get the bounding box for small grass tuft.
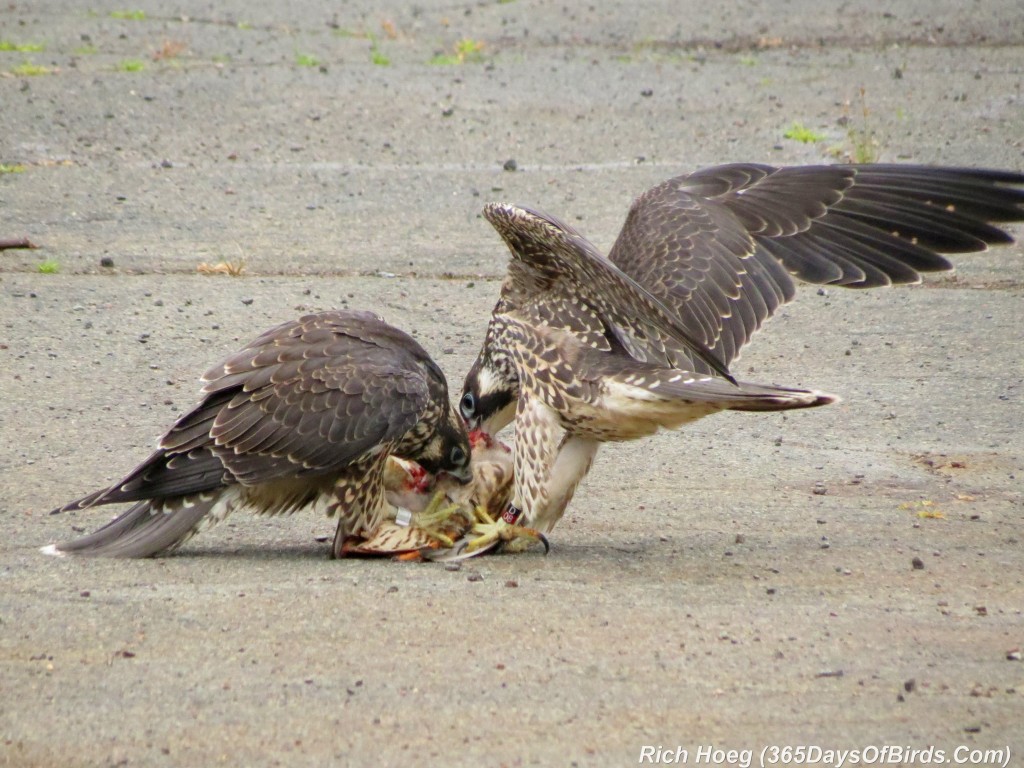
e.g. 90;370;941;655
37;260;60;274
454;38;484;62
0;41;44;52
197;259;246;277
364;32;390;66
109;10;146;20
11;62;53;76
296;53;319;67
845;86;879;163
116;59;145;72
783;122;826;144
430;38;485;66
0;163;27;174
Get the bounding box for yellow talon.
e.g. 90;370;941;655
471;504;496;525
465;506;549;554
407;489;467;548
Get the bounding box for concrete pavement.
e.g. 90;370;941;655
2;2;1022;765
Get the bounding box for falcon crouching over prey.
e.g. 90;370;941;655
459;163;1024;551
44;309;472;559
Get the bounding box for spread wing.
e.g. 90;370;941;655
483;202;735;383
607;163;1024;369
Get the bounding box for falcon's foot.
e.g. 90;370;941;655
407;488;468;548
450;505;544;561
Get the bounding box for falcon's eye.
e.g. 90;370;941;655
449;445;467;467
459;392;476;419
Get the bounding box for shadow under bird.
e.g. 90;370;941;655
45;309;472;558
458;163;1024;549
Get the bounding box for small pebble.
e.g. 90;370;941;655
467;572;484;582
911;556;925;570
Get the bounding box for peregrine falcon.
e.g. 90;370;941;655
459;163;1024;545
45;309;472;558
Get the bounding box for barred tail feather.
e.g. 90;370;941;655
45;489;237;558
723;381;838;412
612;369;838;413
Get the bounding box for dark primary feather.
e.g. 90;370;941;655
607;163;1024;371
54;497;216;557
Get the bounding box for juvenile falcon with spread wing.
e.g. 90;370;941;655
45;309;472;558
459;163;1024;547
